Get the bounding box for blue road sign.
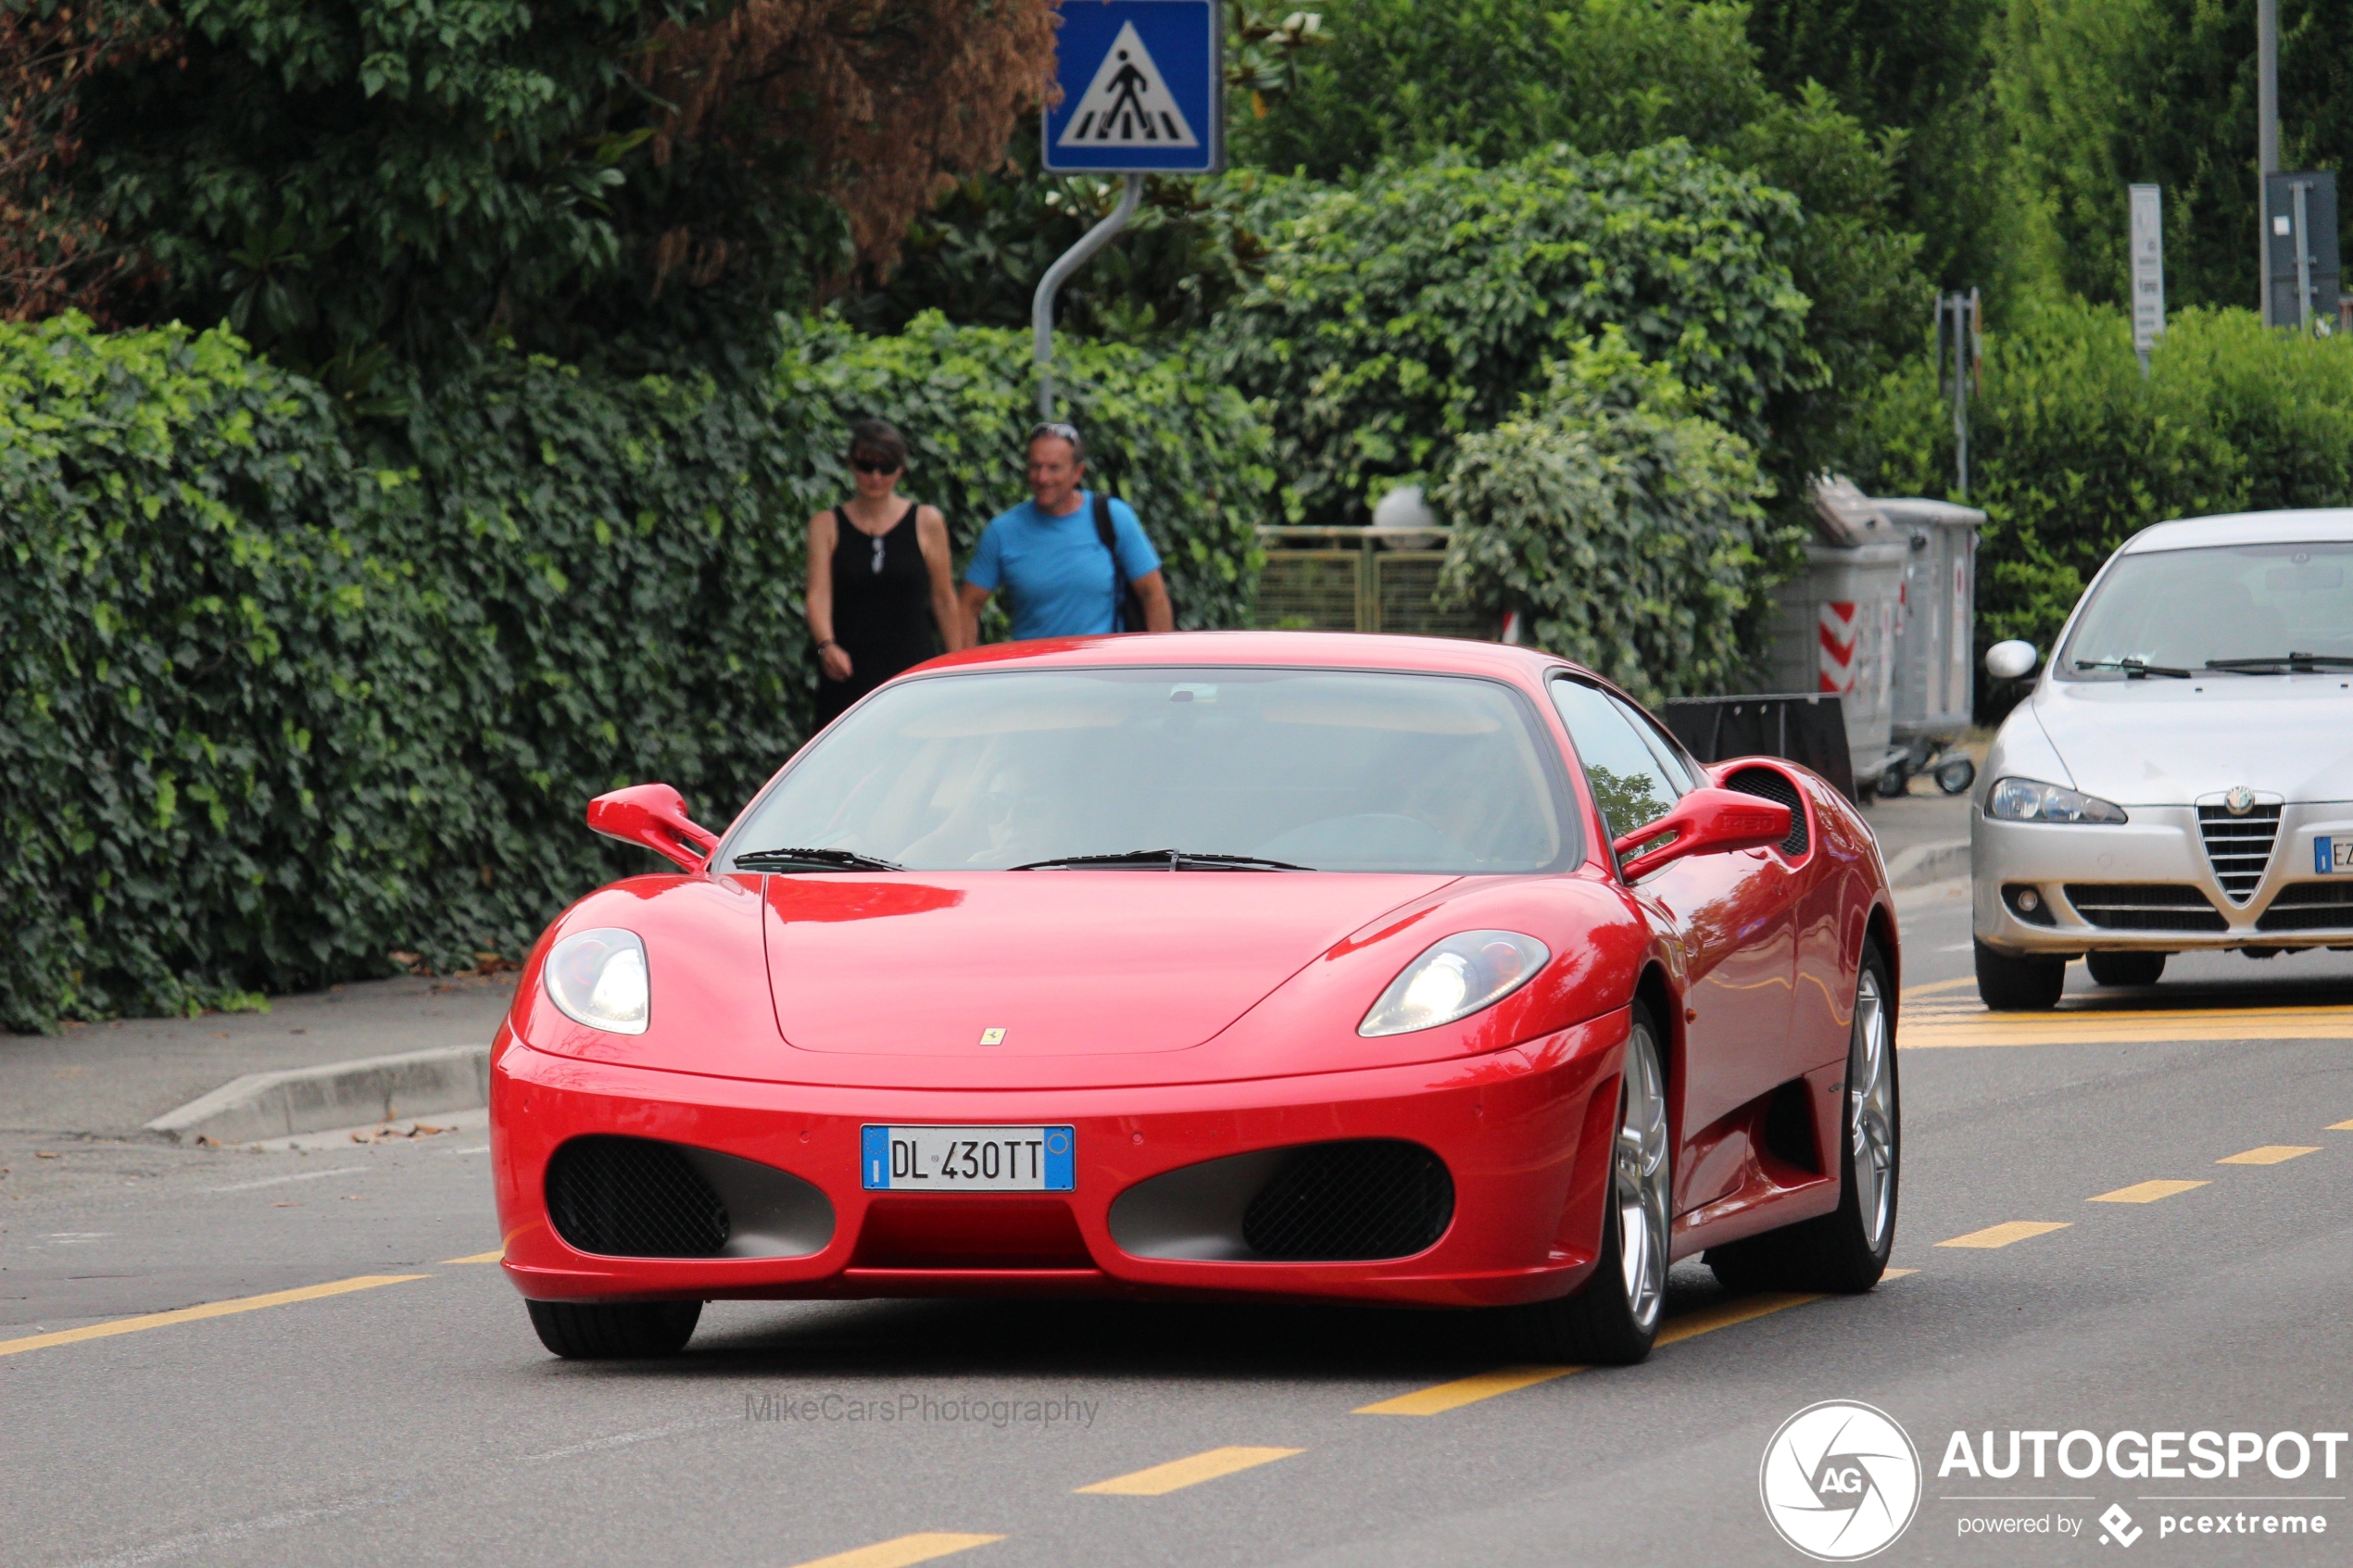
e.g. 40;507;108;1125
1044;1;1223;174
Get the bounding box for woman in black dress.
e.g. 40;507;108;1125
807;420;963;726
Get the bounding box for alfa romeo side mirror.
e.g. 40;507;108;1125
1984;640;2040;680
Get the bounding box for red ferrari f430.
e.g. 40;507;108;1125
490;633;1901;1362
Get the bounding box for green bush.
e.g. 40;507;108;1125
1851;300;2353;705
1207;143;1816;530
1432;334;1784;706
1;313;1268;1030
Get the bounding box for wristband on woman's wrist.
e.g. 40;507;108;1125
816;639;840;652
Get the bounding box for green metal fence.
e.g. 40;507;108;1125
1253;526;1493;638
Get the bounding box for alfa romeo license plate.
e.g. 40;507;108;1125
861;1125;1074;1192
2319;836;2353;874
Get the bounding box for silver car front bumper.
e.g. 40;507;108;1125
1971;803;2353;954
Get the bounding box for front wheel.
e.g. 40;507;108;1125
1706;946;1899;1294
526;1298;701;1359
1974;939;2065;1010
1513;1005;1670;1365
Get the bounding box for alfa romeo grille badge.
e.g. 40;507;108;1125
2223;785;2257;817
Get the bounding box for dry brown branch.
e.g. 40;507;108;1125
642;0;1057;287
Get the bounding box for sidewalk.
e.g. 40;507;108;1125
0;972;515;1139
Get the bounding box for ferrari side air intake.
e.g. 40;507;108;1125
545;1135;836;1260
1109;1139;1455;1263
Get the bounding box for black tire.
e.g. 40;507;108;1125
1512;1005;1669;1366
1705;945;1900;1295
1874;762;1910;799
2086;950;2165;987
1934;757;1977;795
1974;939;2065;1010
526;1298;701;1359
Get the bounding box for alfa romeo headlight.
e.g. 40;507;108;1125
1987;777;2128;824
544;928;650;1035
1360;931;1550;1037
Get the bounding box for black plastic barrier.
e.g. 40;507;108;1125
1660;693;1855;800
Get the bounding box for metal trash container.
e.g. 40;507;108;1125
1879;496;1986;794
1660;693;1854;799
1766;533;1909;798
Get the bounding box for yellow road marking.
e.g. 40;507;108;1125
0;1273;428;1359
1355;1365;1580;1416
788;1535;1002;1568
1881;1267;1919;1279
1936;1221;2071;1249
2217;1145;2322;1165
1654;1291;1820;1346
442;1250;505;1264
1356;1291;1820;1416
1076;1447;1302;1496
1902;977;1980;999
1902;1003;2353;1048
2090;1180;2208;1204
2332;1119;2353;1131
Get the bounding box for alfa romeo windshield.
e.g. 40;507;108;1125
2060;541;2353;677
727;667;1576;873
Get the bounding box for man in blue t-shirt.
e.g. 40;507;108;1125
959;422;1174;643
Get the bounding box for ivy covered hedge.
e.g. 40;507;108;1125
1;315;1268;1030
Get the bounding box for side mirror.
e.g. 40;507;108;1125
1614;787;1793;883
1985;639;2040;680
586;784;720;873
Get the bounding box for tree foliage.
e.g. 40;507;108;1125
0;312;1268;1030
1990;0;2349;314
1206;143;1817;528
2;0;1055;375
1434;334;1784;706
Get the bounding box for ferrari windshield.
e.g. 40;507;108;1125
729;667;1575;873
2060;541;2353;676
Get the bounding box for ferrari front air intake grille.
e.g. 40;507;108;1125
2258;883;2353;932
2063;884;2228;932
1723;766;1808;857
1240;1140;1453;1261
2199;803;2281;904
546;1135;730;1258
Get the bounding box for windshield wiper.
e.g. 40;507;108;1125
733;847;904;872
2072;657;2192;679
1009;848;1312;872
2204;652;2353;672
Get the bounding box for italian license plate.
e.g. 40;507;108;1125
861;1125;1074;1192
2318;836;2353;874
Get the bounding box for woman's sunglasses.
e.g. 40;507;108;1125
852;458;902;475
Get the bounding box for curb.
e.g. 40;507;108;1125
145;1044;491;1147
1885;839;1969;890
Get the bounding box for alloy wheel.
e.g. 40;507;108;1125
1615;1026;1670;1333
1849;969;1896;1252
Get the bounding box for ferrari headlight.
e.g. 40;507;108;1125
544;928;650;1035
1987;777;2128;824
1359;931;1550;1037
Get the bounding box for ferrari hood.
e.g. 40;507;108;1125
2030;676;2353;805
762;872;1453;1056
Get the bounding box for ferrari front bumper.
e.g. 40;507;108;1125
491;1011;1629;1311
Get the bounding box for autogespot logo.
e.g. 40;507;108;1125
1761;1400;1923;1561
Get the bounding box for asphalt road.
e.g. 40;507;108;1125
6;869;2352;1568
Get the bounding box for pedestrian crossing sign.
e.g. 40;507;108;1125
1044;1;1222;174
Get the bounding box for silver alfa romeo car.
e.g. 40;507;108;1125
1972;509;2353;1009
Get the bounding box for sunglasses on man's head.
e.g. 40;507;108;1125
852;457;902;475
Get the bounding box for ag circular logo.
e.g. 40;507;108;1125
1759;1400;1921;1561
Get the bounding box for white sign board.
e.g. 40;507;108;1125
2130;184;2166;356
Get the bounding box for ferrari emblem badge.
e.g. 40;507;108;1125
2224;785;2257;817
978;1028;1006;1046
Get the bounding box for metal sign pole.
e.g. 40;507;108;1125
2258;0;2279;315
1033;173;1146;420
2293;180;2314;332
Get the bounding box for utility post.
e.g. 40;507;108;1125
2258;0;2279;313
1935;291;1981;498
1034;1;1223;420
